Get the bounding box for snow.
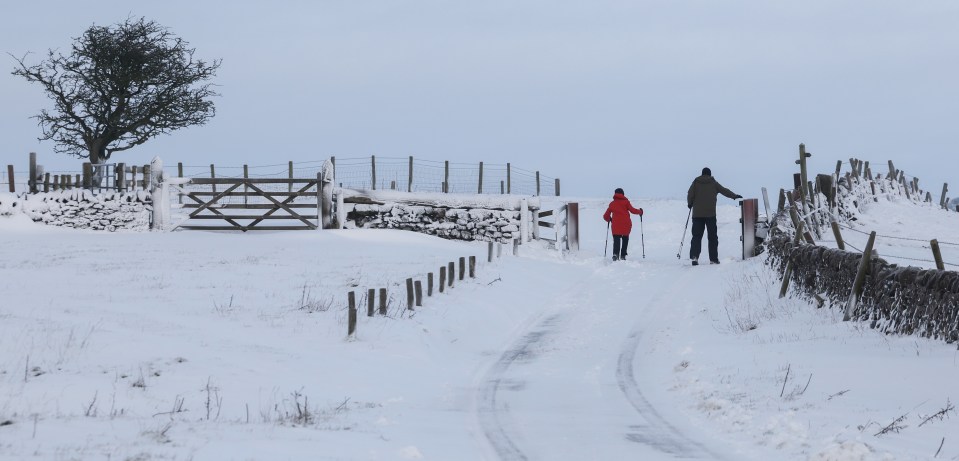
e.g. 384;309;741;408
1;193;958;460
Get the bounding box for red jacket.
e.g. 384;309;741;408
603;193;643;235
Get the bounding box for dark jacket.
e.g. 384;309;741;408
687;175;738;218
603;193;642;235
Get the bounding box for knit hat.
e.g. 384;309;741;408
614;188;624;194
702;167;711;176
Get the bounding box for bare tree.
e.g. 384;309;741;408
11;17;220;164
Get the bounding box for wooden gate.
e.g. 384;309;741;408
175;178;320;231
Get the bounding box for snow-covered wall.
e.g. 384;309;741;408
0;191;152;231
336;189;540;243
768;172;959;344
346;203;528;243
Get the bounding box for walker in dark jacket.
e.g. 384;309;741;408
686;168;741;265
603;188;643;261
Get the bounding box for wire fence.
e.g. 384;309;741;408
325;156;558;196
834;222;959;268
176;156;559;197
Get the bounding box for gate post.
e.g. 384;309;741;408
319;159;335;229
150;157;169;231
566;202;580;251
740;198;758;259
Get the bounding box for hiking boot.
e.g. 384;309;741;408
691;260;699;266
620;254;626;261
710;260;720;265
612;255;619;261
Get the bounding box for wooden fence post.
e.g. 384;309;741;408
844;231;876;321
177;162;183;202
488;241;494;262
506;162;511;194
478;161;484;194
367;288;375;317
777;188;786;213
243;164;249;206
887;160;896;178
458;257;465;281
116;163;126;191
6;165;14;193
778;222;805;299
406;278;414;310
209;164;216;195
43;172;50;192
143;164;151;190
379;288;387;315
513;238;519;256
348;291;357;336
427;273;434;296
830;220;845;250
500;181;504;194
439;266;446;293
288;161;294;193
82;163;93;189
797;144;811;207
931;240;945;271
555;178;561;196
448;262;455;287
408;155;414;192
444;160;449;193
941;183;949;209
414;280;423;307
535;171;540;196
28;152;37;193
779;259;793;299
497;242;503;258
469;256;476;278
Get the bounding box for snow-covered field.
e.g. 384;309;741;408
1;193;958;461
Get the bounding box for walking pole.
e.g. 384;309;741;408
677;208;692;259
640;215;646;258
604;221;610;257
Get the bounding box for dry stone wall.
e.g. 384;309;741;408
768;171;959;344
346;204;527;243
1;190;152;231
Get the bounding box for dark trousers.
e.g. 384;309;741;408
612;234;630;260
690;217;718;262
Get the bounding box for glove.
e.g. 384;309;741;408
638;208;644;217
734;195;743;200
688;204;693;209
605;217;611;223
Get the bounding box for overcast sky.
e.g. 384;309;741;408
2;1;957;199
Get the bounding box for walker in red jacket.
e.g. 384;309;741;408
603;188;643;261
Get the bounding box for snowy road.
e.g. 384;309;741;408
475;200;742;460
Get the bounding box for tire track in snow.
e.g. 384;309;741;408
616;264;726;460
477;258;727;460
477;313;564;461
